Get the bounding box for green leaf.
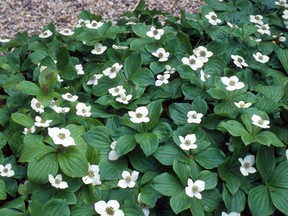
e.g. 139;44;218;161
82;126;111;153
38;69;58;95
214;101;238;118
191;96;208;115
270;187;288;215
44;199;70;216
152;173;183;196
169;103;191;125
256;85;284;103
176;64;197;80
201;188;222;211
135;133;159;156
129;149;160;172
146;99;163;131
218;162;241;194
256;146;275;183
0;179;7;200
11;112;34;128
195;148;225;169
248;185;275;216
132;23;150;38
173;159;191;185
241;133;255;145
270;161;288;189
153;144;183;165
27;153;58;184
207;88;227;100
170;191;191;214
277;49;288;74
140;185;161;208
116;135;137;156
20;134;55;162
222;186;246;213
71;205;95;216
176;32;193;54
152;122;173;142
190;198;205;216
57;147;88;177
198;170;218;190
255;131;284;147
28;200;44;216
15;81;41;96
182;83;206;101
56;47;70;70
124;52;142;79
130;68;155;86
98;157;127;180
219;120;249;137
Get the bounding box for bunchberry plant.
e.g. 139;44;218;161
0;0;288;215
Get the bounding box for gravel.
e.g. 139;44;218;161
0;0;204;40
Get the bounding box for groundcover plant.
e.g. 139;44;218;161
1;0;288;215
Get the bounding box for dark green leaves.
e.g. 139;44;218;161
15;81;41;96
135;133;159;156
152;173;183;196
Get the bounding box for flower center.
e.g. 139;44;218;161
88;170;95;177
106;207;115;215
67;94;72;98
136;113;143;118
261;26;267;30
192;114;197;119
189;58;196;64
200;51;206;57
184;140;191;145
255;16;261;20
111;67;116;72
36;102;41;108
92;22;97;27
258;55;263;60
96;47;102;52
160;75;165;81
114;87;119;92
158;52;164;58
82;108;87;113
43;32;48;36
3;168;8;173
237;58;243;63
125;176;132;183
64;29;69;33
257;119;264;125
40;119;46;123
153;30;158;35
211;15;217;20
58;133;66;140
55;179;61;184
243;162;250;169
192;186;198;193
229;80;236;86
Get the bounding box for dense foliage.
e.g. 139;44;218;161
1;0;288;215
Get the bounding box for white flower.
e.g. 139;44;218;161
128;106;150;123
155;73;170;86
39;65;47;72
249;36;262;42
0;164;15;177
182;55;203;71
251;114;270;128
34;116;52;127
279;36;286;42
48;174;68;189
275;0;288;7
185;179;205;199
61;93;78;102
103;63;123;79
31;98;44;113
108;86;126;96
231;55;248;68
152;48;170;62
249;15;264;25
205;12;222;25
91;43;107;55
23;125;36;135
117;170;139;188
222;212;241;216
39;30;53;38
52;106;70;114
76;19;89;28
75;64;84;75
146;26;164;40
256;24;271;35
187;111;203;124
138;193;150;216
82;164;101;185
112;44;129;50
0;37;10;43
227;22;240;29
57;75;63;83
179;134;197;150
193;46;213;63
116;93;133;105
234;101;252;108
86;20;104;29
76;102;91;117
283;10;288;19
87;74;103;85
94;200;124;216
164;65;176;74
221;76;245;91
238;155;257;176
253;52;269;63
286;149;288;160
108;141;120;161
59;28;74;36
200;70;211;82
48;127;75;147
